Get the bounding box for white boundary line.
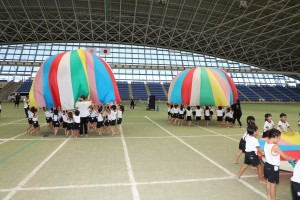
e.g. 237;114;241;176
3;138;70;200
120;126;140;200
144;116;267;200
0;118;26;127
199;126;240;142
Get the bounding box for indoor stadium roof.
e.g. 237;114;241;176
0;0;299;76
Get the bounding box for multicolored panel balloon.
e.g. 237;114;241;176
168;67;238;106
29;49;121;110
259;133;300;172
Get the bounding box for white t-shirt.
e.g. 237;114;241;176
204;109;210;117
225;111;233;118
245;135;259;154
73;115;80;123
67;118;73;124
28;110;34;118
98;113;104;122
52;114;59;122
174;108;179;114
23;99;28;108
110;110;117;120
186;110;192;116
170;107;174;114
62;115;68;122
179;109;184;115
195;109;202;117
75;101;92;117
277;120;290;132
216;109;224;117
91;110;98;117
117;110;123;119
291;161;300;183
263;120;275;132
45;111;52;118
264;143;280;166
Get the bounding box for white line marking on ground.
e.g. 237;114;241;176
3;138;70;200
199;126;240;142
0;124;47;145
145;116;267;200
120;126;140;200
0;118;26;127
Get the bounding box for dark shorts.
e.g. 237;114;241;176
239;138;246;153
225;117;232;122
117;118;122;124
291;181;300;200
186;116;192;121
72;123;80;130
46;117;52;123
33;121;39;128
168;112;170;116
217;116;223;121
210;111;213;115
89;117;96;123
97;121;104;128
59;118;63;123
67;123;73;130
244;151;261;167
262;131;269;138
178;114;184;119
195;116;201;121
52;121;60;127
63;122;67;128
205;116;210;121
264;162;279;184
192;111;196;116
28;118;33;125
15;101;20;105
173;113;178;118
110;119;116;126
105;120;110;126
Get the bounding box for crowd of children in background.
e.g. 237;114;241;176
25;96;125;139
167;103;234;128
234;113;300;200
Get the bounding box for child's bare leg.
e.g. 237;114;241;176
234;149;243;164
257;165;266;183
270;182;277;200
237;164;248;179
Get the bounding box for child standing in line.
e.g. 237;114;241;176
72;110;80;139
277;113;295;133
62;111;68;135
52;108;60;135
237;124;265;183
209;105;214;120
172;104;179;125
234;116;255;164
291;160;300;200
225;107;233;128
30;107;40;135
110;105;117;136
263;113;274;138
186;106;192;126
192;106;196;121
216;106;224;127
204;106;211;126
177;105;185;126
26;107;34;134
169;104;174;123
97;107;104;135
195;106;202;126
44;108;53;131
116;105;124;134
66;112;73;138
264;128;295;200
89;106;98;132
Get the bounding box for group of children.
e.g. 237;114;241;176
26;103;124;139
235;113;300;200
167;104;235;128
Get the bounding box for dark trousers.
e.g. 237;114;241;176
80;117;88;135
24;108;28;118
233;114;242;126
291;181;300;200
130;102;134;109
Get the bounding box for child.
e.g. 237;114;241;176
97;107;104;135
30;107;40;135
204;106;211;126
192;106;196;121
110;105;117;136
89;106;98;132
72;110;80;139
278;113;294;133
225;107;233;128
216;106;224;127
177;105;185;126
209;105;214;120
169;104;174;123
172;104;179;124
62;111;68;135
44;108;53;131
186;106;192;126
52;108;60;135
263;113;274;138
167;103;171;121
26;107;34;133
234;116;255;164
264;128;295;200
195;106;202;126
66;112;73;138
104;106;111;134
116;105;124;134
237;124;265;183
291;160;300;200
